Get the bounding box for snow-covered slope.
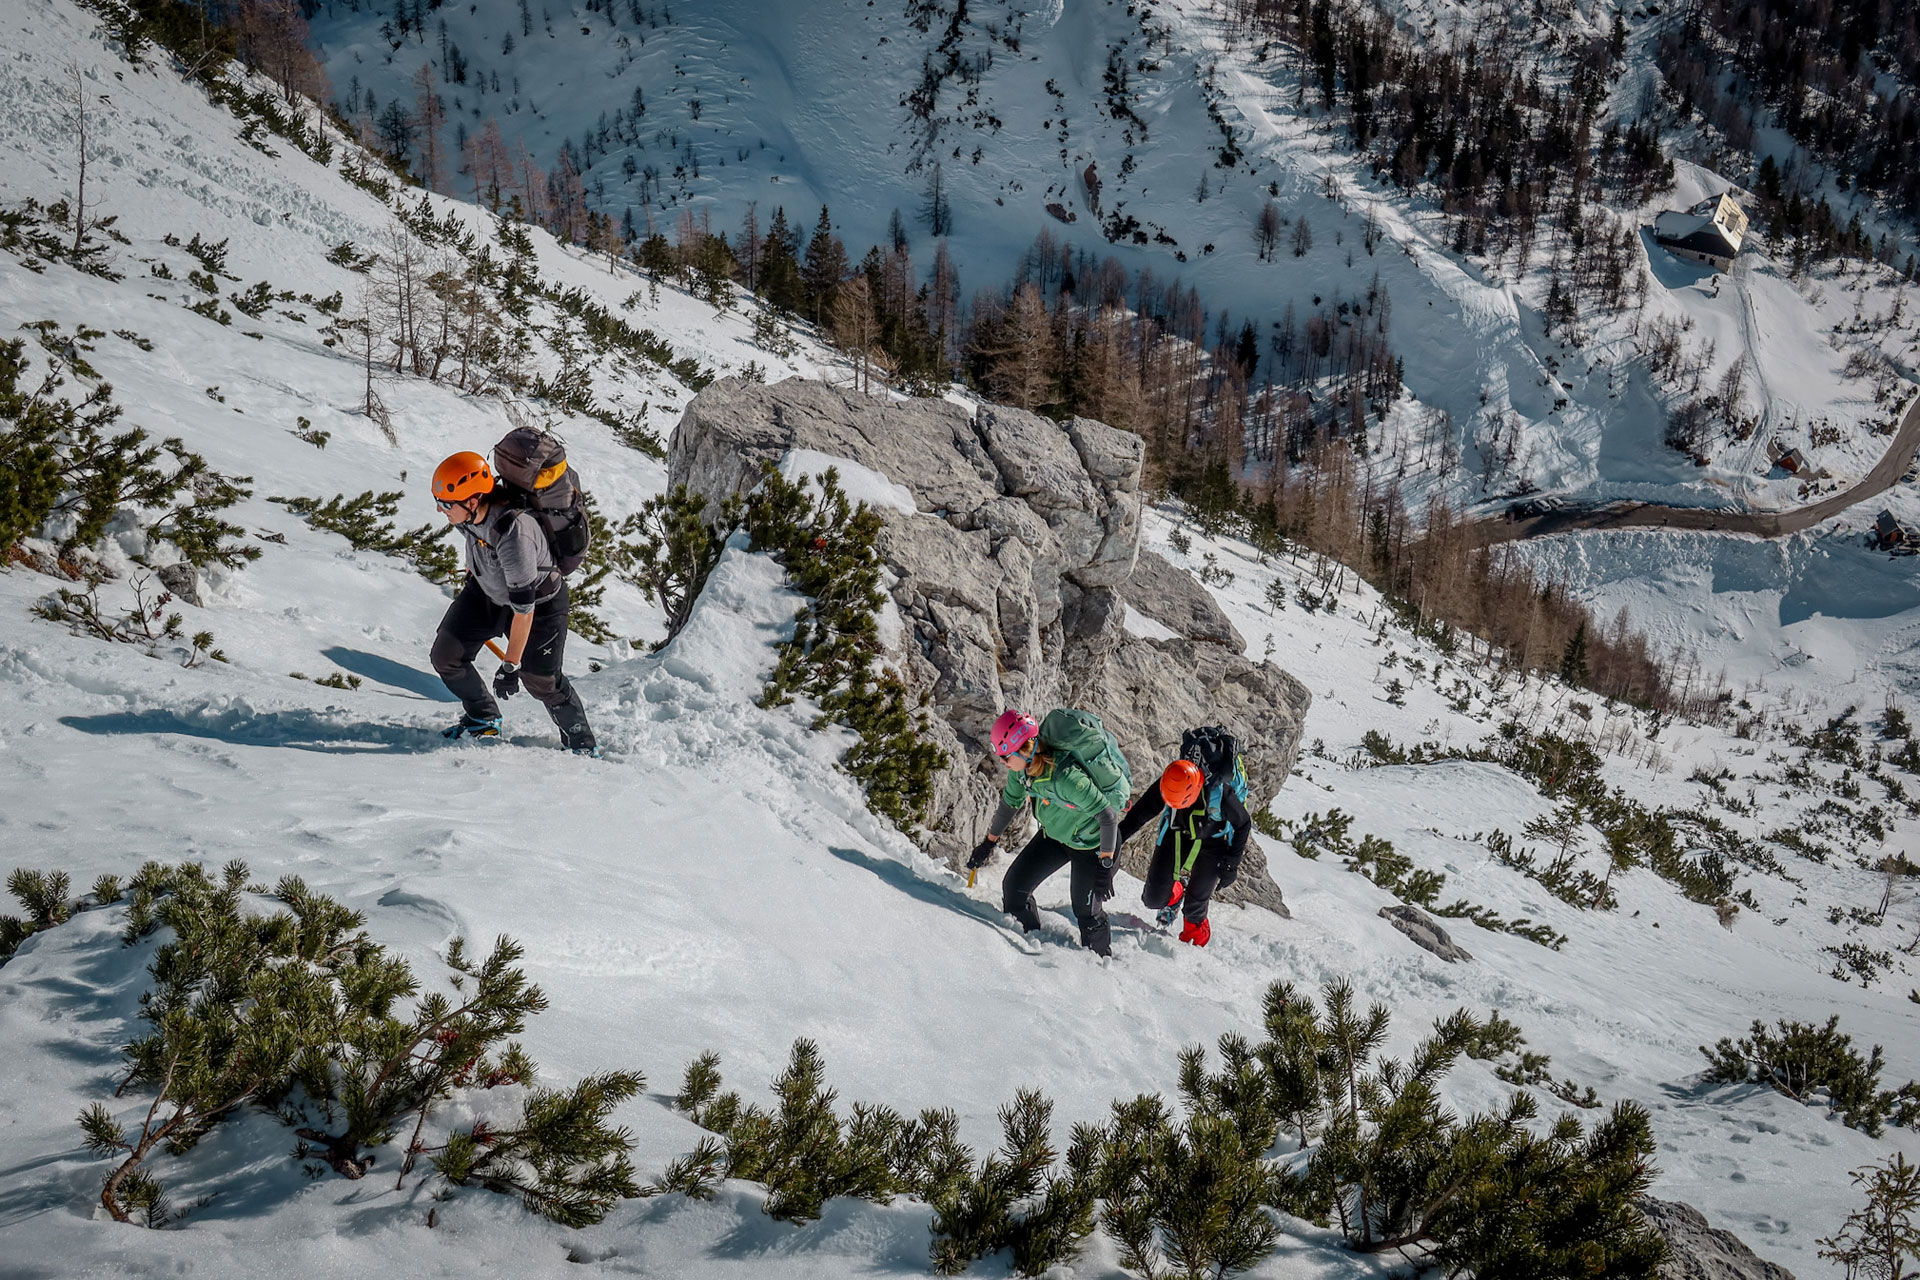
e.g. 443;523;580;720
310;0;1920;512
3;3;1920;1277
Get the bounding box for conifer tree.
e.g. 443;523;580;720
0;868;73;963
432;1069;644;1226
760;206;804;314
610;485;744;648
674;1040;935;1223
79;863;359;1224
1;336;256;569
802;206;848;324
1819;1153;1920;1280
289;932;548;1182
930;1089;1087;1275
921;161;953;236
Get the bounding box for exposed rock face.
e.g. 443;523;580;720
670;379;1310;916
1127;549;1244;650
1639;1198;1796;1280
1378;905;1472;962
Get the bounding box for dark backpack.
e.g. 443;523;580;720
493;425;591;574
1166;725;1251;841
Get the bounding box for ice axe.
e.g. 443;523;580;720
485;640;508;660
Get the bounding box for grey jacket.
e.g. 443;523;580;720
459;505;561;613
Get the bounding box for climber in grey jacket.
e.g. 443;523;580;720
428;451;597;754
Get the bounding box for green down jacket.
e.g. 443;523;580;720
1001;757;1114;851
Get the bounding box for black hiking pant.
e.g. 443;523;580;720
1142;838;1231;925
431;579;594;749
1001;832;1111;957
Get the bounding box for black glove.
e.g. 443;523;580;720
493;661;522;701
966;838;998;870
1215;856;1242;891
1094;862;1116;903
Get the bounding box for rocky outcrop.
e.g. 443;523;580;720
1127;549;1244;650
1638;1198;1796;1280
1378;905;1472;962
669;378;1310;916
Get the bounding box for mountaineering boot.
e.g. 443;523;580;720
547;680;598;756
1179;917;1211;947
1079;914;1113;958
1154;880;1186;928
442;713;501;740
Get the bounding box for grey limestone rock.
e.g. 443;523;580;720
1638;1198;1796;1280
670;378;1309;917
157;562;202;608
1126;549;1244;650
1377;904;1472;962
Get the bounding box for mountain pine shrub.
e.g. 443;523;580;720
268;490;458;583
0;868;75;964
79;861;352;1224
1282;811;1566;948
78;862;642;1226
928;1089;1096;1277
675;1039;967;1224
1247;979;1663;1273
285;932;543;1179
745;466;946;831
1701;1016;1920;1136
610;483;743;648
1;198;125;279
1;331;256;569
429;1070;644;1228
1087;1045;1289;1279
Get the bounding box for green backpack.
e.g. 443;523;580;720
1038;709;1132;811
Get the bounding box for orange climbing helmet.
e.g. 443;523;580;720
1160;758;1204;810
432;451;495;504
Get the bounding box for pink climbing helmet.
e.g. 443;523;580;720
990;709;1039;758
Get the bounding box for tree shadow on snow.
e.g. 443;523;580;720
60;709;440;754
824;846;1035;954
680;1189;934;1272
321;647;458;701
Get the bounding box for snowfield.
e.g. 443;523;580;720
307;0;1920;514
2;1;1919;1277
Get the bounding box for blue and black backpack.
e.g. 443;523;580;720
1158;725;1251;843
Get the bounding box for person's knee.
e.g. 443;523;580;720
429;631;467;677
522;669;565;700
1141;882;1172;909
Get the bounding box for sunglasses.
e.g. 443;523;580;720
436;497;464;511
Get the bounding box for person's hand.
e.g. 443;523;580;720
493;661;521;700
966;837;998;870
1216;856;1241;890
1094;862;1116;902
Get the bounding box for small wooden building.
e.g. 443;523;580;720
1777;447;1808;475
1876;510;1906;548
1654;193;1749;271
